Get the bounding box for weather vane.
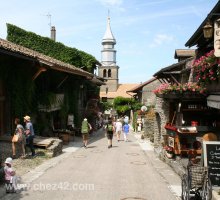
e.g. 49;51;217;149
108;9;110;18
46;13;52;28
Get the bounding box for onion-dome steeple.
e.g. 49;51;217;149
102;17;116;44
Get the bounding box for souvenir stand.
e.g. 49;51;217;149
164;98;217;158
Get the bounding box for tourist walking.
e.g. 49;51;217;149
115;119;122;142
24;115;35;157
123;123;130;142
106;118;114;148
12;118;26;159
81;118;92;148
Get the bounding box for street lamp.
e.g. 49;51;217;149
202;13;220;39
203;20;213;39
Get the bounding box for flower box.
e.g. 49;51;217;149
165;124;177;131
182;92;207;99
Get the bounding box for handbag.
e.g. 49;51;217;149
12;134;19;143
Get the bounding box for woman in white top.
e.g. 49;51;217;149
115;119;122;142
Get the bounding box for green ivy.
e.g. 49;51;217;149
6;23;99;71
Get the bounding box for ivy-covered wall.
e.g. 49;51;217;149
6;23;99;72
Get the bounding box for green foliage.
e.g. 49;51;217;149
100;101;112;111
131;102;142;111
6;23;99;70
0;62;36;118
113;97;141;115
113;96;133;105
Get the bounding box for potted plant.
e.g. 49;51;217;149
164;145;174;159
192;49;220;84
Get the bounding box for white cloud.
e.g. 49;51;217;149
149;34;174;48
96;0;123;7
95;0;125;12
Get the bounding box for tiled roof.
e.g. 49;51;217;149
153;57;194;77
100;83;138;98
0;38;93;79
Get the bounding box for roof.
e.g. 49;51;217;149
0;38;94;79
153;57;194;78
90;76;106;86
100;83;138;99
185;1;220;48
127;78;157;92
174;49;195;59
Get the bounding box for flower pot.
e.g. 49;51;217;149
165;151;174;159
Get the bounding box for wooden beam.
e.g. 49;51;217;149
32;67;47;81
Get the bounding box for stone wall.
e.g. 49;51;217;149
142;80;160;106
143;117;154;142
154;97;170;151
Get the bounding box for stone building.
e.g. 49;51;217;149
153;51;195;154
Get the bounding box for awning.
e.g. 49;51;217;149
207;95;220;109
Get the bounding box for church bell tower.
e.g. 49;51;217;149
98;16;119;92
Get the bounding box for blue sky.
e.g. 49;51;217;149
0;0;218;83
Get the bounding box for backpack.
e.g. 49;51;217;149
81;121;89;133
107;124;113;131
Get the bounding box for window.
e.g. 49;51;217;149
108;69;111;77
103;69;107;77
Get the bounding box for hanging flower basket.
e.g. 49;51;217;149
153;82;207;100
192;49;220;84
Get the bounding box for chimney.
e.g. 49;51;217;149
51;26;56;41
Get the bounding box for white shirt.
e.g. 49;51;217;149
115;121;122;132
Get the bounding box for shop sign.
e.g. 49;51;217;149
214;19;220;57
203;141;220;186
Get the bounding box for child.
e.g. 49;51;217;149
4;157;16;193
123;123;130;142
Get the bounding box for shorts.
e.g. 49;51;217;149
107;131;113;140
116;131;121;135
82;133;89;140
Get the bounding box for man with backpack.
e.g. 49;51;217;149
81;118;92;148
106;118;114;148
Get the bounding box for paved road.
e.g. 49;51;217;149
2;129;181;200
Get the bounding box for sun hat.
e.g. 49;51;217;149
24;115;31;121
5;157;13;165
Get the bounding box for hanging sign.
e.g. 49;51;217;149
214;19;220;57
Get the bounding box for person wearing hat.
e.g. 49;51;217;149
81;118;92;148
4;157;16;193
24;115;36;157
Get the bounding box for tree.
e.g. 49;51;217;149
113;97;142;116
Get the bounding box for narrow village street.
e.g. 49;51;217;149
1;129;181;200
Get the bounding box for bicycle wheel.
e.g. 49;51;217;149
201;177;212;200
181;174;190;200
